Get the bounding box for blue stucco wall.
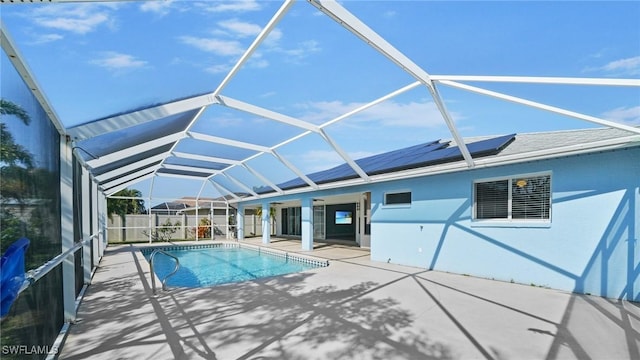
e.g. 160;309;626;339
370;147;640;300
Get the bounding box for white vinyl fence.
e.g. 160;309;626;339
107;214;269;243
107;213;231;243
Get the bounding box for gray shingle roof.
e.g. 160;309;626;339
447;126;639;160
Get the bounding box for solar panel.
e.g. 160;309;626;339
362;141;448;174
311;164;357;184
276;177;309;190
254;185;276;195
369;134;516;174
466;133;516;156
272;134;516;191
276;139;443;190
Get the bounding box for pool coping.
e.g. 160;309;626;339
139;241;330;268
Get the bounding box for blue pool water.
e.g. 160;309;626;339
143;246;326;288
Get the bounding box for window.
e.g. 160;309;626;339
474;174;550;221
385;191;411;205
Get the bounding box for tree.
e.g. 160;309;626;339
107;188;146;220
0;99;30;124
143;218;181;242
0;99;35;256
0;99;33;169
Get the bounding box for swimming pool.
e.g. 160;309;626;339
141;244;329;288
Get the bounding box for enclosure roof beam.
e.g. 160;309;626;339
271;150;318;189
94;153;167;183
213;0;296;96
439;80;640;135
161;163;218;175
85;132;184;168
242;163;284;195
188;131;271;153
67;94;218;140
1;24;65;135
209;180;241;200
172;151;241;165
318;129;370;182
307;0;474;168
430;75;640;87
222;173;260;198
156;172;212;181
101;170;157;195
217;95;319;132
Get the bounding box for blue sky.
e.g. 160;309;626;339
1;0;639;202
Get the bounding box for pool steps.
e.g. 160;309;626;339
148;249;180;295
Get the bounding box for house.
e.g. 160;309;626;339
237;126;640;300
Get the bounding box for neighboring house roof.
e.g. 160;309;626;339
150;202;189;211
151;196;242;213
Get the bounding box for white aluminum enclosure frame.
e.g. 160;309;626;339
4;0;638;205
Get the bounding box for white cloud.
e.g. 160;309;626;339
249;57;269;69
179;10;316;73
296;99;453;128
296;149;377;173
212;19;281;47
297;150;344;173
265;29;283;45
31;4;117;34
218;19;262;38
90;51;147;70
29;33;64;45
585;56;640;76
602;106;640;125
36;13;110;34
205;63;232;74
279;40;321;63
260;91;277;98
383;10;397;18
179;36;245;56
601;56;640;76
198;0;261;13
140;0;174;16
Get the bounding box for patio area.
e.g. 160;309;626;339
58;238;640;360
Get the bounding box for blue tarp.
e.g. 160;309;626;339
1;238;30;318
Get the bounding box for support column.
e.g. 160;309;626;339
224;202;229;240
301;197;313;251
262;203;271;245
236;205;244;240
98;192;107;257
91;180;99;265
60;137;76;322
81;167;91;284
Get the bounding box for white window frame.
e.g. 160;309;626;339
472;171;552;227
383;189;412;207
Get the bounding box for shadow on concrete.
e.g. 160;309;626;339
61;242;640;360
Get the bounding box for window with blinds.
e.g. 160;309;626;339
474;174;551;221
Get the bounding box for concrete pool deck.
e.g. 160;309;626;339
59;238;640;359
